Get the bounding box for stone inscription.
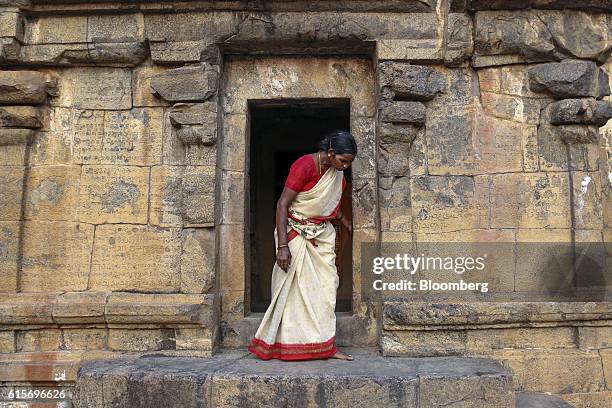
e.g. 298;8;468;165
72;109;162;165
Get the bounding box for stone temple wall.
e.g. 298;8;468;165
0;0;611;405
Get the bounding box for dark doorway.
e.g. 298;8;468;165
248;99;353;313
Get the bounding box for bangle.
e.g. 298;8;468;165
278;244;288;249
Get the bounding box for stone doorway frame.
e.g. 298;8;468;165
217;55;380;348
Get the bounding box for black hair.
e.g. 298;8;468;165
318;129;358;156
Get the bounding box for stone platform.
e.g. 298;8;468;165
74;348;516;408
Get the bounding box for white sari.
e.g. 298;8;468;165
248;165;344;360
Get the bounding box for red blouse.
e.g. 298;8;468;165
284;154;347;192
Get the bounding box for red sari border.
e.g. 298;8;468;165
248;336;337;361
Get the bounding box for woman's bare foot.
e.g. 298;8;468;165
330;349;353;361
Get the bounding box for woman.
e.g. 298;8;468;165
247;130;357;361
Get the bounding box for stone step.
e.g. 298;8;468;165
516;392;576;408
74;348;515;408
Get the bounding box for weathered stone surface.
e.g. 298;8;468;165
379;176;412;231
162;113;217;167
383;301;612;329
561;391;612;408
54;67;132;110
150;64;219;103
29;121;73;166
78;165;150;224
0;70;57;105
537;106;599;170
0;222;19;292
472;0;612;11
351;178;377;229
184;167;217;226
25;164;80;221
572;171;603;230
0;166;25;220
578;326;612;349
419;369;514;408
382;330;466;357
150;165;216;227
555;125;600;144
475;11;611;65
493;349;605;394
470;0;533;10
223;57;375;116
146;11;439;60
170;102;217;145
528;60;601;99
516;392;575;408
53;291;107;324
500;65;548;98
16;329;62;352
175;327;215;350
0;293;55;326
71;109;163;165
410;175;486;233
90;225;182;292
76;350;515;408
0;105;43;128
20;42;149;67
549;98;612;126
149;40;205;65
21;221;94;292
425;105;475;175
478;67;502;93
0;331;14;353
533;0;612;12
0;11;24;42
490;172;570;228
479;92;543;124
379;62;446;101
132;64;172;107
0;0;30;8
218;170;244;225
379;122;420;145
445;13;474;66
88;14;144;43
63;329;107;351
599;67;611;98
378;143;412;177
0;127;34;146
380;101;426;124
180;228;216;294
426;103;529;175
26;16;88;44
465;327;577;352
601;349;612;390
218;224;246;294
108;329;176;352
105;292;215;325
0;37;21;64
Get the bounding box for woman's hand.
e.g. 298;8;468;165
276;246;292;272
340;216;352;235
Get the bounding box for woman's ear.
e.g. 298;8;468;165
327;148;335;156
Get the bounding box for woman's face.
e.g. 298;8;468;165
328;150;355;170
